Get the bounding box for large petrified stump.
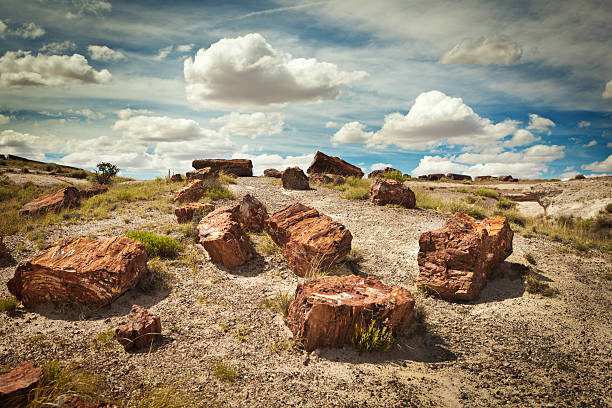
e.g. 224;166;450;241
0;361;42;405
281;167;309;190
115;305;161;350
231;193;268;232
417;212;513;300
264;203;352;277
191;159;253;177
287;275;414;351
7;237;148;307
19;186;80;216
369;178;415;208
307;151;364;178
175;202;215;223
174;180;205;203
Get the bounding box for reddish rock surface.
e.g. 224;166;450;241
186;167;217;182
79;185;108;199
427;173;445;181
417;212;514;300
7;236;148;307
287;275;414;351
232;194;268;232
174;180;205;203
19;186;80;216
115;305;162;350
191;159;253;176
446;173;472;181
263;168;282;178
0;361;42;404
264;203;352;277
170;173;184;182
57;396;123;408
307;151;364;178
309;173;345;186
174;202;215;223
197;207;253;269
369;179;416;208
281;167;309;190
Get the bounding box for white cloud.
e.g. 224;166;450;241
40;41;77;54
503;129;538;147
184;33;367;111
370;162;392;171
66;108;104;120
88;45;126;61
578;121;591;128
582;155;612;173
0;129;63;160
563;166;574;172
325;121;340;128
559;170;580;180
177;44;193;53
0;20;6;38
0;51;111;87
210;112;284;138
331;121;373;145
440;35;522;65
412;155;548;179
526;113;555;134
583;140;597;147
234;152;315;175
155;46;173;60
0;114;10;125
116;108;153;120
66;0;112;18
603;81;612;99
15;22;45;39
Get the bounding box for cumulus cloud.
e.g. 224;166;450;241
578;121;591;128
331;121;373;145
40;41;77;54
582;155;612;173
0;129;64;160
210;112;284;138
0;20;6;38
234;152;315;175
113;115;230;144
88;45;126;61
503;129;539;147
325;121;340;128
370;162;392;171
527;113;555;134
583;140;597;147
440;35;521;65
0;114;10;125
155;46;173;60
15;22;45;39
66;108;104;120
412;155;551;179
0;51;111;87
116;108;153;120
184;33;367;111
177;44;193;53
66;0;112;18
603;81;612;99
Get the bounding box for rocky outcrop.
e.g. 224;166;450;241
56;396;123;408
231;194;268;232
191;159;253;177
7;237;148;307
79;185;108;199
19;186;80;216
369;179;416;208
281;167;309;190
427;174;445;181
417;213;513;300
115;305;162;351
170;173;184;182
309;173;345;186
263;169;282;178
367;167;401;179
197;207;253;269
498;175;519;182
287;275;414;351
307;151;363;178
475;176;492;182
175;202;215;223
174;180;205;203
0;361;42;405
446;173;472;181
186;167;217;182
264;203;352;277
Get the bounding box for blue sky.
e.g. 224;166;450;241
0;0;611;179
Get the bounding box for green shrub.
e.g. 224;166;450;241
204;186;234;200
91;329;116;352
382;169;405;182
573;240;589;252
494;209;526;227
124;230;180;258
351;321;396;352
114;190;134;202
0;296;18;313
213;360;239;382
254;232;280;255
68;170;88;179
474;188;500;199
218;171;237;185
94;162;119;185
465;195;478;204
573;174;586;180
331;176;370;200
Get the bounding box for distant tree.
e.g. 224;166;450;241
573;174;586;180
95;162;119;185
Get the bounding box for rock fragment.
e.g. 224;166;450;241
174;180;206;203
0;361;42;405
263;168;282;178
307;151;363;178
369;178;416;208
19;186;80;216
281;167;309;190
175;202;215;223
115;305;162;350
191;159;253;176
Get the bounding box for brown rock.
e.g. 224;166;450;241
263;168;282;178
57;396;123;408
309;173;345;186
264;203;352;277
403;174;411;180
498;175;518;182
19;186;80;216
197;207;253;269
427;173;445;181
446;173;472;181
174;180;205;203
174;202;215;223
170;173;183;182
115;305;161;350
417;212;513;300
0;361;42;404
287;275;414;351
281;167;309;190
191;159;253;176
369;178;416;208
307;151;364;178
79;185;108;199
186;167;217;182
7;236;148;307
475;175;492;181
231;194;268;232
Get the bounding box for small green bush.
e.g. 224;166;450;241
0;296;18;313
351;321;396;352
382;169;405;182
124;230;180;258
218;171;237;185
94;162;119;185
474;188;499;199
255;233;280;255
332;176;370;200
68;170;88;179
204;186;234;200
494;209;526;227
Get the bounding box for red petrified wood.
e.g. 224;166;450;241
174;180;205;203
0;361;42;404
231;193;268;232
307;151;364;178
186;167;217;182
263;168;282;178
287;275;414;351
174;202;215;223
369;178;416;208
264;203;352;277
417;212;513;300
281;167;309;190
115;305;162;350
19;186;80;216
7;237;148;307
191;159;253;176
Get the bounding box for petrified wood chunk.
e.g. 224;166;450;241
175;202;215;223
307;151;364;178
263;168;282;178
7;237;148;307
19;186;80;216
115;305;161;350
191;159;253;177
0;361;42;404
369;178;415;208
186;167;217;182
426;173;445;181
79;185;108;199
287;275;414;351
170;173;184;182
197;207;253;269
417;212;513;300
174;180;205;203
264;203;352;277
309;173;345;186
232;193;268;232
281;167;309;190
446;173;472;181
475;176;492;181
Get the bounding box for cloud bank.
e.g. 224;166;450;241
440;35;522;65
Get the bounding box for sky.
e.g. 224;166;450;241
0;0;611;179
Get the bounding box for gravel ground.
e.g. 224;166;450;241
1;176;611;407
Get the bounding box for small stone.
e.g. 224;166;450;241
281;167;309;190
115;305;162;351
0;361;42;404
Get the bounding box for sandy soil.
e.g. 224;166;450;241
1;177;611;407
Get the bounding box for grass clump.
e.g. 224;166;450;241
91;329;116;352
524;269;559;297
254;232;280;255
330;176;370;200
261;292;294;317
474;188;500;199
351;321;396;352
382;169;405;182
213;360;239;382
138;258;175;292
0;296;18;313
524;253;537;265
217;171;237;185
204;186;234;200
124;230;180;258
494;209;526;227
496;197;517;210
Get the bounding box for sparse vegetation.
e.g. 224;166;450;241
524;253;537;265
124;382;199;408
382;169;405;182
94;162;120;185
137;258;175;292
524;269;559;297
213;360;239;382
573;174;586;180
328;176;370;200
124;230;180;258
254;232;280;255
496;197;517;210
261;292;294;317
218;171;237;185
91;329;116;352
474;188;500;199
351;321;396;352
0;296;18;313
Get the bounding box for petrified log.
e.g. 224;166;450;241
446;173;472;181
115;305;161;350
287;275;414;351
170;173;184;182
307;151;364;178
427;173;445;181
0;361;42;405
498;175;514;182
264;203;352;277
191;159;253;177
19;186;80;216
309;173;345;186
231;194;268;232
7;237;148;307
263;168;282;178
186;167;217;182
174;180;205;203
417;212;513;300
281;167;309;190
197;207;253;269
475;176;492;182
369;179;416;208
79;185;108;199
174;202;215;223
